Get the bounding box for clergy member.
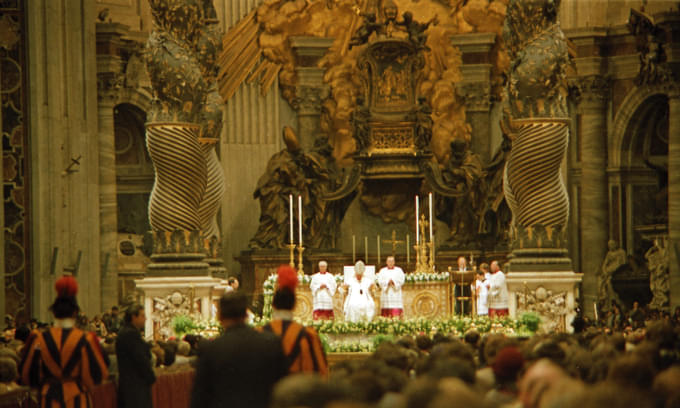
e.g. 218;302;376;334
488;260;509;317
475;270;489;316
377;256;405;318
310;260;337;320
454;256;474;315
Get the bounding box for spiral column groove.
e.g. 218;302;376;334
147;123;207;233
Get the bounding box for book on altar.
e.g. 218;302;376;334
343;265;376;283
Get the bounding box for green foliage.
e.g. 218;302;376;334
319;333;331;353
171;315;198;337
518;312;541;333
372;334;395;349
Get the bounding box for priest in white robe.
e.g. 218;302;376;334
376;256;405;318
310;260;337;320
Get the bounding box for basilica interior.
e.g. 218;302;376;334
1;0;679;331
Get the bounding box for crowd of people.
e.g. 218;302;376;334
2;267;680;408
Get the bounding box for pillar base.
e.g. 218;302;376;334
507;271;582;333
134;275;222;339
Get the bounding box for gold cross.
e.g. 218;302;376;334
383;230;405;256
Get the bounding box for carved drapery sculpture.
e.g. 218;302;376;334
502;0;571;267
646;237;670;311
599;240;626;311
145;0;224;264
249;127;354;250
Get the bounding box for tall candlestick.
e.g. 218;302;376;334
377;235;381;265
415;195;420;244
406;234;410;264
594;302;598;321
298;195;303;245
364;236;368;262
289;194;294;244
352;235;356;263
428;192;433;241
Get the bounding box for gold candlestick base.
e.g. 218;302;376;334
288;243;296;268
297;245;305;273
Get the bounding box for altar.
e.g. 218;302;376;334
293;278;450;320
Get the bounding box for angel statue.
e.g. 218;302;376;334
342;261;376;322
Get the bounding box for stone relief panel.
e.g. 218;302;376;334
1;2;30;320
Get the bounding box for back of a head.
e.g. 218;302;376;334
50;275;80;319
220;291;248;319
0;356;17;383
273;287;296;311
124;303;144;325
607;354;655;390
653;366;680;408
272;374;349;408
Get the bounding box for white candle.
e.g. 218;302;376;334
298;195;303;245
289;194;294;244
594;302;598;321
352;235;356;263
415;195;420;244
428;192;433;241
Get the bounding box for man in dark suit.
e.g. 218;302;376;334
190;291;288;408
115;304;156;408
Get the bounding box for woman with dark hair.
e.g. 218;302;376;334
18;276;109;408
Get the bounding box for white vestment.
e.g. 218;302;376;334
310;272;337;311
475;279;489;315
343;276;375;322
376;266;405;309
488;271;509;309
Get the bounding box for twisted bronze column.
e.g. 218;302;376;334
502;0;572;270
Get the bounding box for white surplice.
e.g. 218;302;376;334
376;266;405;309
310;272;337;311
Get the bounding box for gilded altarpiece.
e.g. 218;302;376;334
1;0;30;320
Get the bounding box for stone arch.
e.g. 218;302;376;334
115;87;152;113
611;84;672;168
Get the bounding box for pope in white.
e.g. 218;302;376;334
343;261;376;322
376;256;405;318
310;260;337;320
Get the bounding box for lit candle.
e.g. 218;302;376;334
415;195;420;244
428;192;433;241
298;195;303;246
594;302;598;321
289;194;294;244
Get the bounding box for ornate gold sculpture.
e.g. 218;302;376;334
217;0;509;166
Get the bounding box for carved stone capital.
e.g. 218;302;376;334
458;82;491;111
293;85;330;115
569;75;611;107
97;72;124;101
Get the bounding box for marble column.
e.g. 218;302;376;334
668;87;680;311
97;95;120;310
96;22;127;309
573;75;610;313
450;32;496;161
290;37;333;150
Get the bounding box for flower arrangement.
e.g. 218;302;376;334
174;314;539;352
171;315;221;338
